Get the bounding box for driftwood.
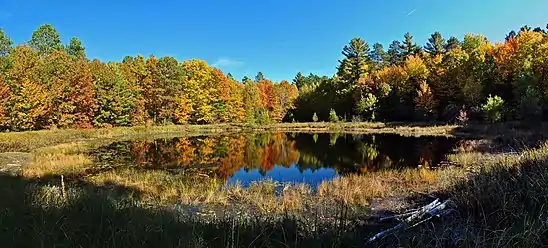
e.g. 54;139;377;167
366;198;454;244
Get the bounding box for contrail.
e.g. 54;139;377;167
406;8;416;17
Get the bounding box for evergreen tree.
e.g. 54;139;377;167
445;37;460;51
255;72;265;82
424;32;446;56
66;37;86;59
506;30;517;41
400;32;418;57
388;40;403;65
369;43;388;69
242;76;252;83
336;38;370;86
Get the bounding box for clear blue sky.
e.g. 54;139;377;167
1;0;547;82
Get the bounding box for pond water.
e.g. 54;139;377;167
92;133;461;187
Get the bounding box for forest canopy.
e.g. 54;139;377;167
0;24;297;131
0;24;547;130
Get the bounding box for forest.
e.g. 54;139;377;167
0;24;298;131
1;24;548;131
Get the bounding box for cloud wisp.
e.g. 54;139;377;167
406;8;416;17
212;57;244;68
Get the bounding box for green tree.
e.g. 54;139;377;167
388;40;403;65
90;61;136;127
66;37;86;59
242;76;252;83
445;36;460;51
293;72;307;89
400;32;419;57
312;112;318;122
329;108;339;122
356;93;378;121
424;32;446;56
369;43;388;69
481;95;504;123
0;28;13;56
336;38;370;89
29;24;63;56
255;72;265;82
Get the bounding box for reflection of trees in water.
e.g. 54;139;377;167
92;133;459;180
291;133;459;173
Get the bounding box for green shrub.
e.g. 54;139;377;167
329;109;339;123
481;95;504;123
356;93;377;121
312;112;318;122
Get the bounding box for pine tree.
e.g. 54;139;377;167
424;32;446;56
255;72;265;82
66;37;86;59
388;40;403;65
445;37;460;51
369;43;388;69
400;32;418;57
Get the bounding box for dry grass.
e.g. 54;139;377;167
23;152;92;178
317;167;465;205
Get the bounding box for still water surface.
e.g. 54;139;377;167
93;133;461;187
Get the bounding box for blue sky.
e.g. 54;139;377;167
0;0;547;82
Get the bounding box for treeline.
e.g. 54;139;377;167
291;24;548;123
0;25;297;131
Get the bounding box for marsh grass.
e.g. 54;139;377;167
374;143;548;247
5;122;548;247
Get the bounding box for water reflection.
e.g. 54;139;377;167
92;133;460;186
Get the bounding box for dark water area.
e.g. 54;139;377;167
92;133;462;187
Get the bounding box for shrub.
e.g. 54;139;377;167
329;109;339;123
312;112;318;122
356;93;377;121
481;95;504;123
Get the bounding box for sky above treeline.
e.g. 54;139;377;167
1;0;547;82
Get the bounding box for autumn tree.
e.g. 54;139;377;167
119;56;149;124
414;81;437;120
3;45;51;130
90;60;136;127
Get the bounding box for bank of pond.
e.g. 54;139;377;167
4;128;548;247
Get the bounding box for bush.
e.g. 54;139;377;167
355;93;377;121
481;95;504;123
312;112;318;122
329;109;339;123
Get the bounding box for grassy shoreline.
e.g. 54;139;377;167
0;121;516;153
1;122;548;247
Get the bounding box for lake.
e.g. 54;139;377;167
92;133;461;187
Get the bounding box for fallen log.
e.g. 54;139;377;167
366;198;454;244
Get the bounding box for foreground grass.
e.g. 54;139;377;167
3;122;548;247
